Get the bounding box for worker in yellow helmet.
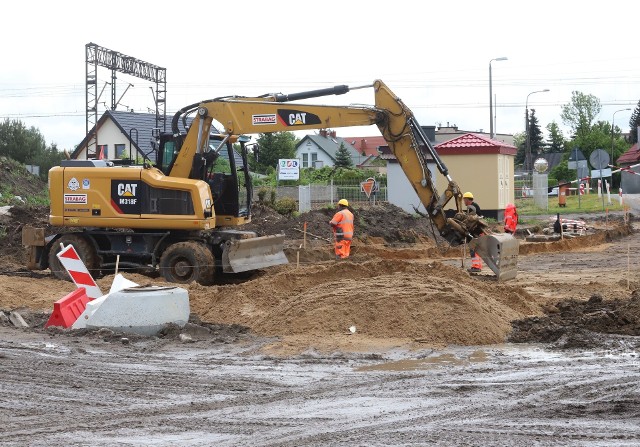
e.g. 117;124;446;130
329;199;354;259
462;192;481;216
462;192;483;272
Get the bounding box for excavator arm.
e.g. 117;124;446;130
168;80;518;278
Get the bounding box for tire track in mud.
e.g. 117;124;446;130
3;334;640;446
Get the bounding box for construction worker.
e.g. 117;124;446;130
463;192;483;272
330;199;354;259
504;203;518;234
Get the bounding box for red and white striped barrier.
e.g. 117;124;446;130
57;244;103;299
548;217;588;234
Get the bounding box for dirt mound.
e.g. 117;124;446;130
0;157;48;201
0;205;52;264
244;203;442;246
509;292;640;348
185;258;540;347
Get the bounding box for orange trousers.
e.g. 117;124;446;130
334;239;352;259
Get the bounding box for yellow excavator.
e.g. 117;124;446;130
23;79;518;283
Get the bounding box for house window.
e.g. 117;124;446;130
97;145;108;159
115;144;126;159
302;153;308;168
311;153;318;165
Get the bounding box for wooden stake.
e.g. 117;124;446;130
462;240;467;269
296;250;300;269
115;255;120;275
303;221;307;249
627;243;630;290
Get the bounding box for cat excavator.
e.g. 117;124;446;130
22;79;518;283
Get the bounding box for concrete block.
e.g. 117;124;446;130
9;311;28;328
85;286;190;336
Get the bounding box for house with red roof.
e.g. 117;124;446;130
617;142;640;193
343;136;386;157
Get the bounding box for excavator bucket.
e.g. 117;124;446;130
470;233;519;281
221;234;288;273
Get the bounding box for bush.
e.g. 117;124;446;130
273;197;297;216
257;187;276;205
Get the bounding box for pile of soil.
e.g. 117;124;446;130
244;203;443;246
0;157;48;200
509;293;640;348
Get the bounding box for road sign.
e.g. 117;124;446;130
589;149;610;170
360;177;379;198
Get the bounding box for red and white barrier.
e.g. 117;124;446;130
57;244;103;299
548;217;588;234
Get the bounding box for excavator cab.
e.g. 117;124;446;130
156;133;252;223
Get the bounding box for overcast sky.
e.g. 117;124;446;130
1;0;638;150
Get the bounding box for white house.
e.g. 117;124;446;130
295;130;366;168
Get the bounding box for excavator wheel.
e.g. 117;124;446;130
48;234;100;281
159;241;215;286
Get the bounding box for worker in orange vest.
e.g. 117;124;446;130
330;199;354;259
504;203;518;234
463;192;483;272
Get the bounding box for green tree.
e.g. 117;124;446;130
31;143;65;180
250;132;298;174
550;159;573;183
570;121;613;163
560;91;601;139
513;131;526;166
528;109;545;156
0;118;46;164
545;121;565;153
630;99;640;144
334;142;353;168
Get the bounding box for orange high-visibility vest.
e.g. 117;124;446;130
330;209;354;240
504;203;518;233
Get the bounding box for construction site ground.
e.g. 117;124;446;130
2;202;640;446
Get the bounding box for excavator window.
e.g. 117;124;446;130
157;134;181;175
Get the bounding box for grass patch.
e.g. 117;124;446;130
516;192;625;216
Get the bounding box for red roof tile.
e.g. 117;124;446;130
343;136;386;156
617;143;639;165
435;133;517;156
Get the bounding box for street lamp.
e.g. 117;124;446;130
489;57;508;138
525;89;550;174
611;108;631;166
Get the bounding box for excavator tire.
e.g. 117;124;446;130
159;241;215;286
48;234;100;281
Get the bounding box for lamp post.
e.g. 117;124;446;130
525;89;550;174
611;108;631;166
489;57;507;138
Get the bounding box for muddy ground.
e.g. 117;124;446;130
1;204;640;445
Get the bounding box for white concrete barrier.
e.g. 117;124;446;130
85;286;190;336
71;274;190;335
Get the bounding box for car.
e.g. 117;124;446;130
548;187;559;196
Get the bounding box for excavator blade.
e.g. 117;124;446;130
470;233;519;281
222;234;288;273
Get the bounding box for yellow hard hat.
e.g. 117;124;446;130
338;199;349;206
462;192;474;199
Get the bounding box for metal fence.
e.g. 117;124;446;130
254;178;388;212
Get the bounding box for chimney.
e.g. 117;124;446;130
319;129;327;137
330;130;336;138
